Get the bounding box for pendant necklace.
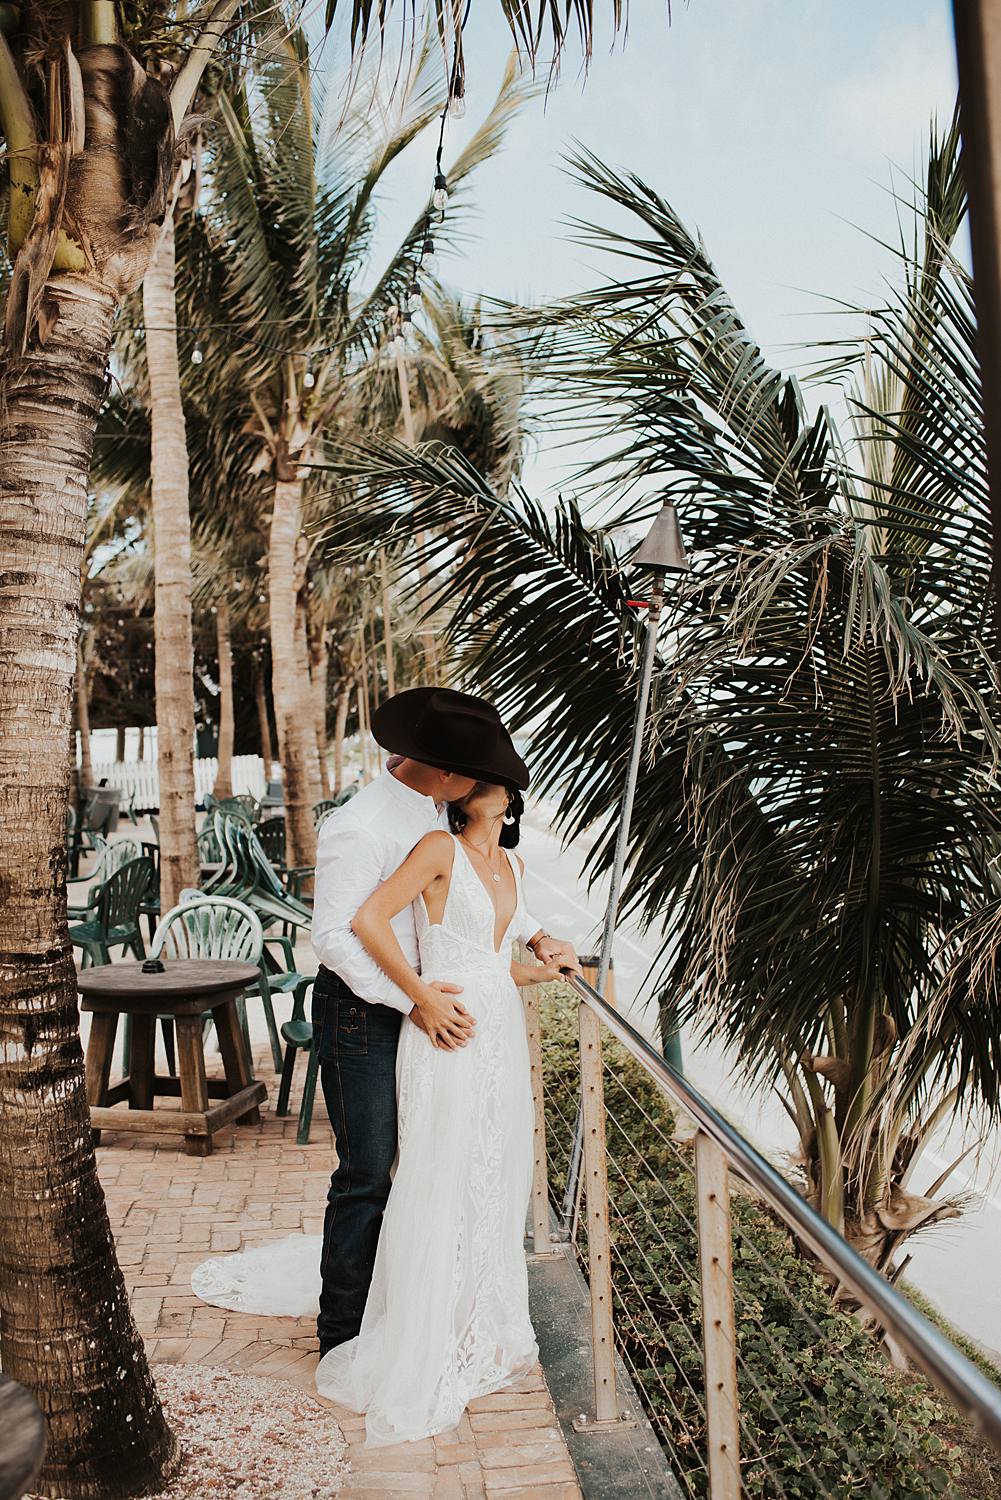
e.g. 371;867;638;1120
461;836;503;882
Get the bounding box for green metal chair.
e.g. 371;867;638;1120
69;856;154;968
276;978;319;1144
312;799;337;825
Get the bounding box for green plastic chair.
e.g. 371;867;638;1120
276;978;319;1144
168;890;313;1074
67;835;143;919
256;816;286;871
69;856;154;968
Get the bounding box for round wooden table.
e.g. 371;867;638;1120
0;1375;45;1500
77;959;266;1156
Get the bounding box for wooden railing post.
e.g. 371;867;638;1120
519;945;560;1258
694;1130;741;1498
574;999;633;1431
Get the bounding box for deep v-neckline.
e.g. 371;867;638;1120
452;837;517;955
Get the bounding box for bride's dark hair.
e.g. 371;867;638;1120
448;783;524;848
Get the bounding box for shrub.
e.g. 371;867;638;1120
539;985;963;1499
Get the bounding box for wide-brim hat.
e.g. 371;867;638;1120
371;687;529;790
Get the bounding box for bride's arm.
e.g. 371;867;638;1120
352;831;475;1050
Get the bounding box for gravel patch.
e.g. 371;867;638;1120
27;1363;349;1500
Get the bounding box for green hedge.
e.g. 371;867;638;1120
539;986;963;1499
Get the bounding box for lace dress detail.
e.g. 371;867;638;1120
190;837;538;1447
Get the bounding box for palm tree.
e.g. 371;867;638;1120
314;121;1001;1274
0;7;249;1490
173;31;528;865
325;0;626;69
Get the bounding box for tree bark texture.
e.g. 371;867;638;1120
332;682;350;797
379;548;396;698
143;220;199;913
254;665;274;774
0;274;179;1497
75;638;94;787
308;618;331;800
296;597;323;811
213;601;234;800
268;477;318;868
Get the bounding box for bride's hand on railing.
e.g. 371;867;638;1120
532;935;581;975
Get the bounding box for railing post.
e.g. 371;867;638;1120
519;945;560;1258
694;1130;741;1499
574;999;633;1431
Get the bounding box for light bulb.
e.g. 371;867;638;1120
448;92;466;119
432;172;448;212
303;368;316;389
391;333;406;353
191;345;204;365
407;287;422;314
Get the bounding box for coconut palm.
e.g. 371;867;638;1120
170;30;528;866
0;7;252;1490
314;120;1001;1274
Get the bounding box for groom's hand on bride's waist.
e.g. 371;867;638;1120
411;981;476;1050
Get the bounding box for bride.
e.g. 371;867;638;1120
191;778;569;1447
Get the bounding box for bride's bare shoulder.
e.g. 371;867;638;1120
414;829;456;869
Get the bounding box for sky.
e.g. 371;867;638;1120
316;0;960;494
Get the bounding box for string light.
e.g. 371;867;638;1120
303;356;315;389
448;88;466;119
191;344;204;366
432;171;449;213
407;283;422;314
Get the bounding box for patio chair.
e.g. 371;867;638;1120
275;978;319;1144
69;856;154;968
216;795;258;826
158;892;313;1074
312;799;337;825
256;815;286;871
67;835;143;919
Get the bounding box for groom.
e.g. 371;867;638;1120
310;687;577;1357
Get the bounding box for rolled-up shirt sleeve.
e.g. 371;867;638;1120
312;821;415;1014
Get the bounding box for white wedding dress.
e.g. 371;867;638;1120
191;835;538;1446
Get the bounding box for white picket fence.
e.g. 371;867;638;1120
86;755;268;810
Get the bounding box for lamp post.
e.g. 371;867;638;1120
560;499;690;1233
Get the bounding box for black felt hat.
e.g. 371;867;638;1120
371;688;529;790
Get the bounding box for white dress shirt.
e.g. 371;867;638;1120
311;770;543;1013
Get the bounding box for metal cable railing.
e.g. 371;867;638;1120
521;963;1001;1499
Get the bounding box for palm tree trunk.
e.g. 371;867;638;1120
75;638;94;788
309;624;331;799
254;663;274;774
213;600;234;800
137;723;145;761
115;724;126;762
0;274;179;1497
379;548;396;696
357;616;373;782
268;474;318;868
296;596;324;810
332;682;350;796
144;219;199;913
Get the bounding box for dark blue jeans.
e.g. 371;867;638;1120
313;968;402;1351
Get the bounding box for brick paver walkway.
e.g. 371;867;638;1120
96;1027;582;1499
